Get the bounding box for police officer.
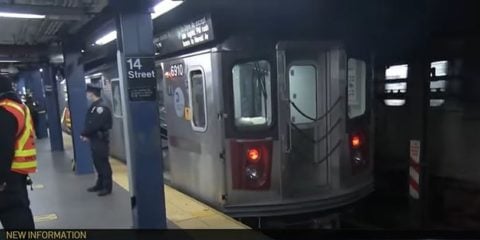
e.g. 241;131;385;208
81;84;113;197
24;94;40;138
0;75;36;229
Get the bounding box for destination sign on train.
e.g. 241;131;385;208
154;15;215;55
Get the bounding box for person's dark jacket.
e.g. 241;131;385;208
81;99;112;139
0;92;22;184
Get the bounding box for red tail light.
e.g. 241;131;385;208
350;131;368;172
231;140;272;190
351;135;361;149
246;147;261;163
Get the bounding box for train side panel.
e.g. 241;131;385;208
162;51;226;207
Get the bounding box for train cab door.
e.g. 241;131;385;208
276;42;339;197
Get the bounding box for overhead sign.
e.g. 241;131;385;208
154;15;215;56
125;57;157;101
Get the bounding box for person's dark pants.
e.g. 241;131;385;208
32;114;40;139
90;138;112;192
0;173;35;229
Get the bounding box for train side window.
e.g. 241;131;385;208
232;60;272;129
384;64;408;106
189;70;207;132
347;59;366;118
111;80;123;117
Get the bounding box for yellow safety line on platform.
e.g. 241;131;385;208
32;184;45;189
34;213;58;223
109;159;249;229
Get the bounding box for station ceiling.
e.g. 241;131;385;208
0;0;480;67
0;0;107;45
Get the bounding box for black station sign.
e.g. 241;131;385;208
125;57;157;101
154;15;215;56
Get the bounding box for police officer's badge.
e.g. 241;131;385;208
96;107;104;114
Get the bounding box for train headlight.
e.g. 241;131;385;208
245;165;259;180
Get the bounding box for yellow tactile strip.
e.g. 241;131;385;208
34;213;58;223
110;159;248;229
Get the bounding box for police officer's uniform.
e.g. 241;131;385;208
82;85;113;196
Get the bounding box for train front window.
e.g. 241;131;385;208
232;60;272;129
289;65;317;124
347;59;367;118
189;70;207;131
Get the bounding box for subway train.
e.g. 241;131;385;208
60;8;374;226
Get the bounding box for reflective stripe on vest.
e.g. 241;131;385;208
0;99;37;174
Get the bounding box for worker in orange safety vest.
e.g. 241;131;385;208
0;75;36;229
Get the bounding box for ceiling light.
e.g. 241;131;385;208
39;68;43;72
0;12;45;19
94;30;117;46
385;64;408;80
151;0;184;19
0;60;20;63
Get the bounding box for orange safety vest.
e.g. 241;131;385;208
0;99;37;174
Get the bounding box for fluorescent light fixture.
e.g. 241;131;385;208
50;54;64;64
384;99;406;106
431;60;448;77
94;30;117;45
93;0;183;46
385;64;408;80
0;12;45;19
90;72;103;78
0;60;20;63
151;0;184;19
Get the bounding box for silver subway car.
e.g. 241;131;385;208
159;36;374;218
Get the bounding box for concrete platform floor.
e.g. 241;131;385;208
9;134;248;229
25;137;133;229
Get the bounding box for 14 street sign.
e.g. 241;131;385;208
126;57;157;101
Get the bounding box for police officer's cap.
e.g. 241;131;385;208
86;84;102;96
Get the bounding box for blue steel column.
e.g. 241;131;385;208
112;0;166;228
63;39;94;174
19;70;48;138
42;65;64;151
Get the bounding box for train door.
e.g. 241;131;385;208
110;78;127;161
277;42;337;197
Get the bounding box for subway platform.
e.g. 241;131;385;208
19;135;248;229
